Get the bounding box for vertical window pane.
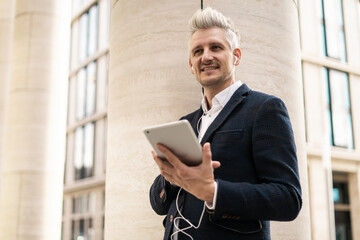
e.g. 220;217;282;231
321;0;347;61
88;218;94;240
333;182;350;204
79;219;85;238
335;211;352;240
328;70;353;148
103;118;107;173
79;13;88;62
74;128;83;180
318;0;327;56
70;22;79;70
84;122;94;178
88;192;96;214
71;220;76;240
86;62;97;116
72;197;77;214
88;5;98;56
76;69;86;120
322;68;333;144
79;195;87;214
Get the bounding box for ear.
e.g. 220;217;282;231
189;59;195;74
233;48;241;66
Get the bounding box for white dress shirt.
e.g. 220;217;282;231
198;80;243;210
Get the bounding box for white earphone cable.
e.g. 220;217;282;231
170;188;206;240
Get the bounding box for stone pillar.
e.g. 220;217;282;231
349;168;360;240
0;0;70;239
106;0;311;239
0;0;15;200
308;158;333;240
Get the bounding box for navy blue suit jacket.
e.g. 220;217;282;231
149;84;302;240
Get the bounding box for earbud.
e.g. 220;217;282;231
192;66;194;71
234;56;238;64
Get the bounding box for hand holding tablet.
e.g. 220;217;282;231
143;120;202;166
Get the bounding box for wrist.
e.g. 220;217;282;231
203;181;216;203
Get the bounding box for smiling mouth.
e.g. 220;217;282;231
202;66;218;71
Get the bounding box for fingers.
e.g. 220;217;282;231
212;161;221;169
156;144;185;169
152;150;173;175
202;142;212;165
152;150;181;185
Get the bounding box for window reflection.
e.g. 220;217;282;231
79;13;88;62
335;211;352;240
76;69;86;120
333;174;352;240
76;62;97;120
74;122;94;180
71;193;96;240
323;68;353;148
88;5;98;56
319;0;347;61
86;62;96;116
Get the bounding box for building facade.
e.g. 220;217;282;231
299;0;360;240
0;0;359;240
62;0;109;239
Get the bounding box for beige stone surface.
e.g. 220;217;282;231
0;0;15;200
14;0;56;16
0;0;71;239
106;0;310;240
302;63;324;146
349;167;360;240
308;158;332;240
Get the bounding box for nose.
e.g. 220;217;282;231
202;48;213;63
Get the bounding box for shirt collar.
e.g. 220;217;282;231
202;80;243;113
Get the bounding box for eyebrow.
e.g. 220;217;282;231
191;41;226;54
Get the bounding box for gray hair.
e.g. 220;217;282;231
188;7;240;50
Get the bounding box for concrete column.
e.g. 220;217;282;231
106;0;311;239
0;0;70;239
349;167;360;240
308;158;332;240
0;0;15;200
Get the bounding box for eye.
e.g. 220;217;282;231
193;49;202;56
211;45;222;51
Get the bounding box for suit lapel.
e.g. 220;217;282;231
189;108;204;137
200;84;250;145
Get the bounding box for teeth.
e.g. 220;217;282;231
203;67;217;71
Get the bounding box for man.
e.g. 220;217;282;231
149;7;302;240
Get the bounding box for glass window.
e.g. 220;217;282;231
333;174;352;240
333;182;350;204
78;13;88;62
86;62;97;116
88;5;98;56
319;0;347;61
74;122;95;180
71;218;93;240
76;69;86;120
71;193;96;240
335;211;352;240
76;62;97;120
73;4;98;64
323;68;353;148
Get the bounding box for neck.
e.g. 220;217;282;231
203;79;235;108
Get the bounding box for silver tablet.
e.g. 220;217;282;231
143;120;202;166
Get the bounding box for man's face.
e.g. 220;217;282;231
189;27;240;91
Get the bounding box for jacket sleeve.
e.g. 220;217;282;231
149;174;180;215
210;97;302;223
